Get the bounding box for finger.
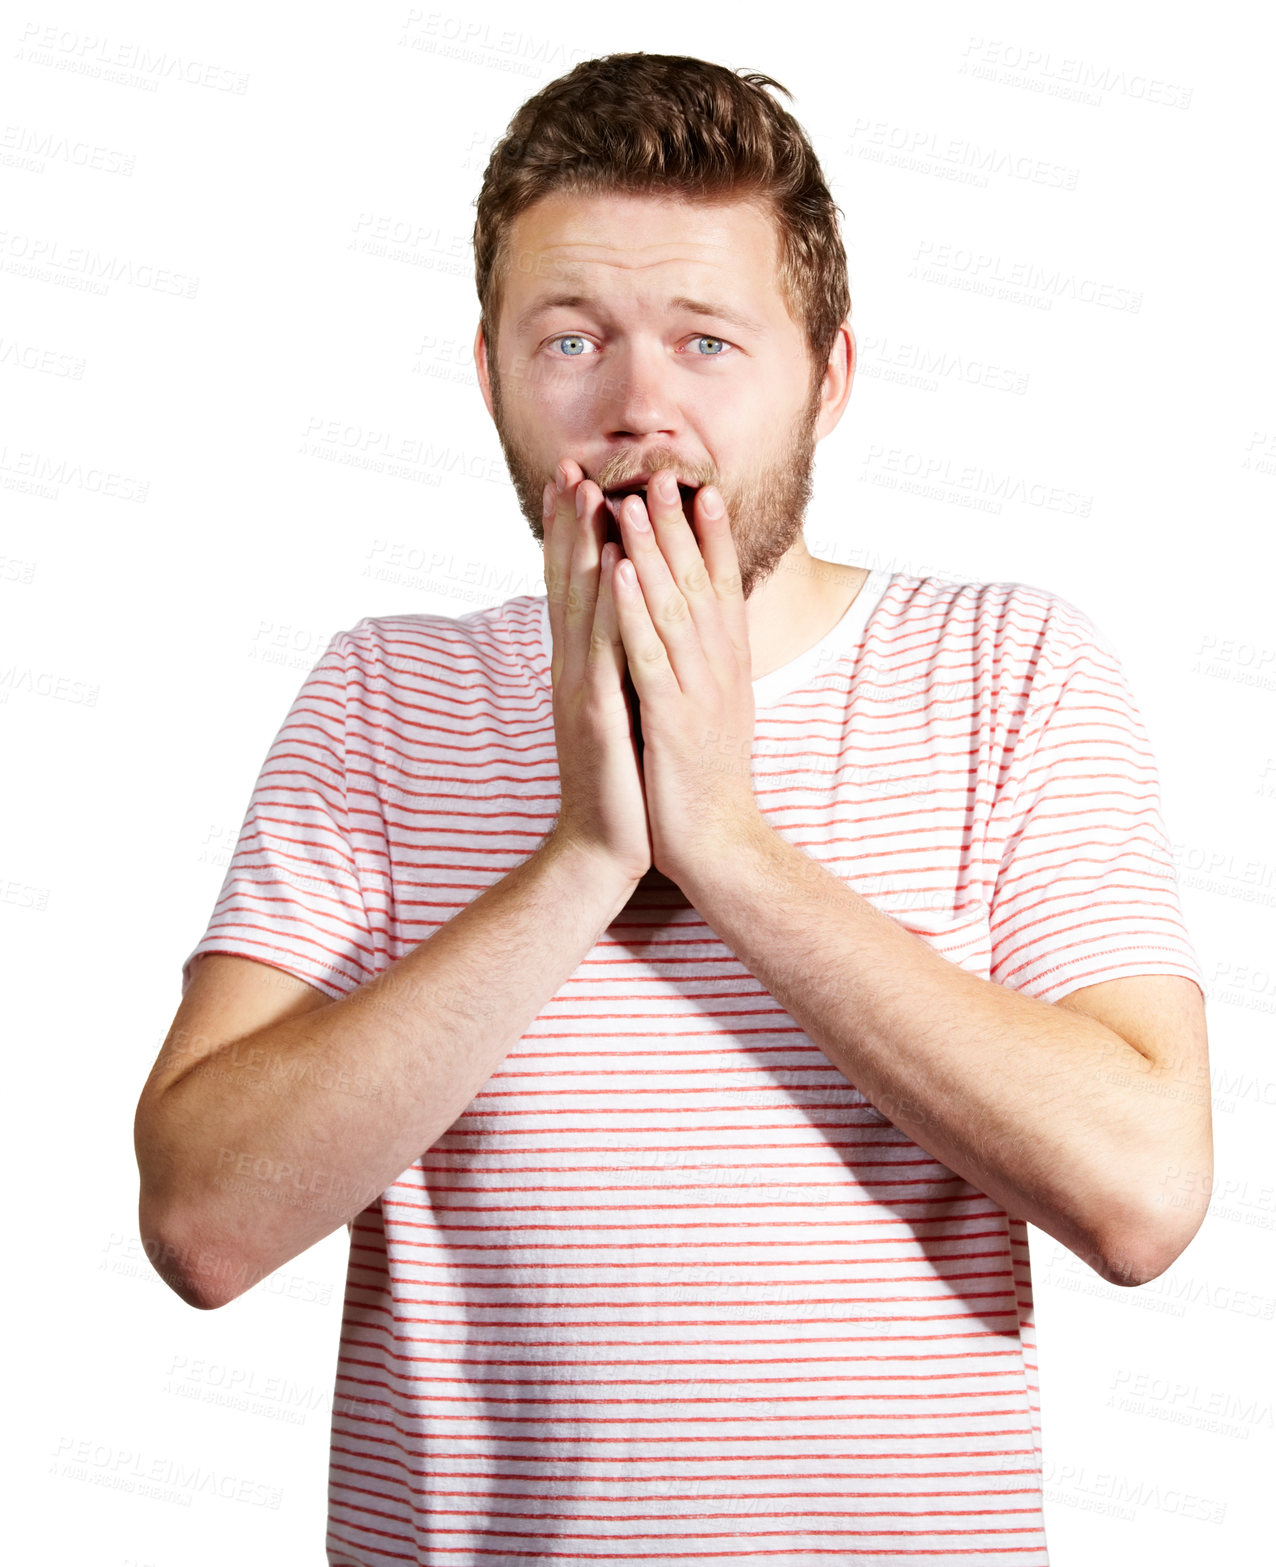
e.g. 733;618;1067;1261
588;539;629;696
543;459;588;686
542;480;560;671
611;531;680;703
642;474;736;672
562;472;612;692
694;485;751;662
617;492;703;696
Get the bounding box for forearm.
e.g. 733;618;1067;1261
146;832;637;1307
677;817;1195;1284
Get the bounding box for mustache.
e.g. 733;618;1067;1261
592;449;716;495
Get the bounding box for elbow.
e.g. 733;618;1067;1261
142;1232;235;1310
1092;1200;1210;1289
137;1196;241;1311
163;1264;231;1312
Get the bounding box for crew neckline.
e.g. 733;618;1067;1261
535;567;892;708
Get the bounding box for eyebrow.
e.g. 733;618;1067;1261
514;292;766;338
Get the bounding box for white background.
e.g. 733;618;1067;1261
4;1;1273;1561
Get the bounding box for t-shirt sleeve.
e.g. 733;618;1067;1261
179;629;375;1002
987;601;1204;1005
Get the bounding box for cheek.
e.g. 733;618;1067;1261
516;355;594;418
558;381;608;433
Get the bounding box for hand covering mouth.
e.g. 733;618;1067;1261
602;481;700;528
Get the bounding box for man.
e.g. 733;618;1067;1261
134;53;1211;1566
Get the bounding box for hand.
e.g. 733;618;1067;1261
541;458;653;885
608;473;765;886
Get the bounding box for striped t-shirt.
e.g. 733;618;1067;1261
182;568;1203;1566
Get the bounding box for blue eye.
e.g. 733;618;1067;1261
546;333;731;357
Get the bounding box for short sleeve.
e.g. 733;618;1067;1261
180;630;375;1002
987;606;1204;1005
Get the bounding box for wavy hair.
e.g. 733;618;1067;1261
472;52;851;383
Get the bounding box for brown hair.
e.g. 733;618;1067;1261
472;53;850;386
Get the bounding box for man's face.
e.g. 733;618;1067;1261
477;189;829;600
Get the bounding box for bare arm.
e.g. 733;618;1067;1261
135;832;638;1309
674;816;1212;1288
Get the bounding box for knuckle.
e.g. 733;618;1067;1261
564;579;594;617
682;561;712;595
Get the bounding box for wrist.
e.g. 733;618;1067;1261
540;826;645;901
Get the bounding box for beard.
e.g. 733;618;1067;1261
488;362;824;601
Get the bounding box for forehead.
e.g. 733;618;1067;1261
501;189;786;320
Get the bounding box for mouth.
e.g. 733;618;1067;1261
601;480;700;537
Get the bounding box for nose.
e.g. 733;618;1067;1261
598;338;679;443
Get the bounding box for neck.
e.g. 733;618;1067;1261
745;544;868;681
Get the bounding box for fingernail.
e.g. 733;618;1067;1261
555;463;569;493
701;486;723;517
576;482;587;518
542;482;555;518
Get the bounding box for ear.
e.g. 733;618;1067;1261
812;319;855;443
473;320;495;420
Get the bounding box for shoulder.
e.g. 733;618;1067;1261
866;573;1130;744
335;593;547;684
872;570;1111;671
